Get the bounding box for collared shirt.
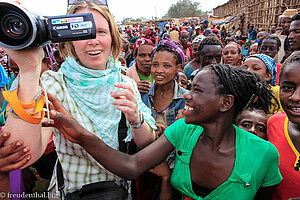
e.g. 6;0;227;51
141;81;188;126
42;70;156;194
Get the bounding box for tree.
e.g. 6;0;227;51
166;0;201;18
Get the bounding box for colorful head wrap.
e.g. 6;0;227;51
152;38;185;66
133;37;155;54
249;54;277;86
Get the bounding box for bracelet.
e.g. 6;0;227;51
129;112;144;128
3;89;45;124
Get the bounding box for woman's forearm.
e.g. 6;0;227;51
3;67;51;168
132;122;156;148
78;128;173;180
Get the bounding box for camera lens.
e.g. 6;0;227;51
2;12;29;40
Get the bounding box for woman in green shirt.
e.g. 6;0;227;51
21;64;282;199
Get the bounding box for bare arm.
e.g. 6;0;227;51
43;93;174;179
1;47;52;168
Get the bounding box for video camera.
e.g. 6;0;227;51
0;2;96;50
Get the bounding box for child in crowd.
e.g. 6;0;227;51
236;108;269;140
241;54;283;115
267;51;300;199
249;43;259;55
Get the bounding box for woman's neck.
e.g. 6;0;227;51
136;65;151;77
155;80;175;98
200;118;235;150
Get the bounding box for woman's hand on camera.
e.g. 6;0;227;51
1;47;43;73
0;132;31;173
111;83;140;124
42;93;87;144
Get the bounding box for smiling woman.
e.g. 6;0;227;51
36;64;283;200
0;1;156;198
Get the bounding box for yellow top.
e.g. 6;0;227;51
284;117;300;170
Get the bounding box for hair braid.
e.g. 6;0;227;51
208;64;276;118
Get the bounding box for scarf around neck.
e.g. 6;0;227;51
60;57;123;149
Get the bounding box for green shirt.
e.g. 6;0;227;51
137;70;153;82
164;119;282;200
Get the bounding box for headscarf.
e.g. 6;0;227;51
224;42;241;54
192;35;206;44
152;38;185;66
249;54;277;86
133;37;155;54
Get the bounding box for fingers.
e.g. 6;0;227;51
0;132;10;147
46;93;73;118
0;153;31;172
137;81;151;94
114;83;135;95
0;142;31;172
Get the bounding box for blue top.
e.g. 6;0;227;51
0;63;9;87
141;81;188;126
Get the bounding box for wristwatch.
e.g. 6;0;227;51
130;112;144;128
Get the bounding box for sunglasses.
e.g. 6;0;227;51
68;0;108;6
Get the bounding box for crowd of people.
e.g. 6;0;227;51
0;1;300;200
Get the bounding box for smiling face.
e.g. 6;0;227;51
222;45;241;66
236;109;268;140
241;57;272;84
279;62;300;125
183;69;224;125
151;50;181;85
135;44;154;76
71;8;112;70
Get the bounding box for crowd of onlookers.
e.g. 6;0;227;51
0;3;300;200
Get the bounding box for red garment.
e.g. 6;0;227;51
43;133;55;155
184;43;194;60
276;63;281;85
267;112;300;200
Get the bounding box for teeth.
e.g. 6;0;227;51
184;105;193;111
291;107;300;112
155;75;164;79
87;50;102;55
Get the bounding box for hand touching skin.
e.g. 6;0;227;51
137;80;152;94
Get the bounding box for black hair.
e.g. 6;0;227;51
258;35;281;49
236;107;269;125
208;64;277;119
151;45;181;65
279;51;300;83
292;12;300;21
197;37;223;53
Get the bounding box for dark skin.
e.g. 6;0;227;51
0;132;31;198
43;69;272;199
279;62;300;154
198;45;222;68
151;51;181;113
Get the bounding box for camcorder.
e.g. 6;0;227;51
0;2;96;50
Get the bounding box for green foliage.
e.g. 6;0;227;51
166;0;201;18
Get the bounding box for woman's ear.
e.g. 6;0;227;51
220;94;234;113
265;72;272;82
177;64;182;72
